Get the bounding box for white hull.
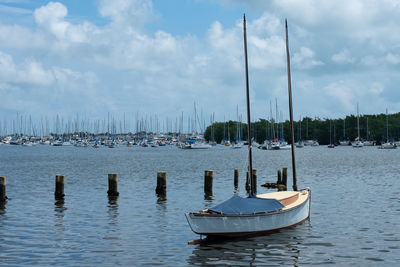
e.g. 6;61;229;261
379;142;396;149
339;140;350;146
352;141;364;148
231;142;243;149
363;140;375;146
185;189;310;237
191;142;212;149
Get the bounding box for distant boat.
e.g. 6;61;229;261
339;140;350;146
295;118;304;148
352;140;364;148
379;142;396;149
363;140;375;146
364;117;375;146
231;141;243;149
352;103;364;148
339;118;350;145
191;141;212;149
378;108;396;149
328;120;335;148
304;140;319;146
295;140;304;148
52;140;63;146
186;17;310;237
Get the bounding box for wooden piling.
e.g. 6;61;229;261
245;171;250;192
282;168;288;190
234;169;239;188
252;169;257;194
204;170;213;195
0;176;7;202
277;170;282;185
156;172;167;195
107;174;119;197
55;175;65;200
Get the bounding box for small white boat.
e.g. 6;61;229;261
191;142;212;149
352;140;364;148
52;140;63;146
339;140;350;146
178;142;192;149
379;142;396;149
185;189;310;236
363;140;375;146
295;140;304;148
353;103;363;148
231;142;243;149
379;109;396;149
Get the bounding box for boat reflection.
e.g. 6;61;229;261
187;220;310;266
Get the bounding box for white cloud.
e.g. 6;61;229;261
99;0;155;29
385;53;400;64
332;49;356;64
292;47;323;69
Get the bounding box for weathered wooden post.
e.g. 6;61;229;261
55;175;65;200
0;176;7;202
277;170;282;185
252;169;257;194
245;171;250;192
234;169;239;188
107;174;119;197
156;172;166;195
204;170;213;195
282;168;288;190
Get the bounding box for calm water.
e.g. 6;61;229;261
0;144;399;266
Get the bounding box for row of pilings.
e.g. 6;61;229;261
0;169;289;205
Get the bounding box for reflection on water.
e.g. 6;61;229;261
156;192;167;202
0;201;6;212
188;222;310;266
107;196;119;226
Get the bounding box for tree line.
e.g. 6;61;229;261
204;113;400;145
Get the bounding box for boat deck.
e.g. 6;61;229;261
257;189;309;210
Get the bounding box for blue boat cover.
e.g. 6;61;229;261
209;195;284;215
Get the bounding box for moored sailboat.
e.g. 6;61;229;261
379;108;396;149
185;16;310;237
352;103;364;148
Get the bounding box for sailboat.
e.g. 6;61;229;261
363;117;375;146
339;118;350;145
379;108;396;149
352;103;364;148
185;16;310;237
295;117;304;148
328;120;335;148
232;105;244;149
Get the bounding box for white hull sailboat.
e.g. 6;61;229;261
352;140;364;148
379;142;396;149
186;17;310;238
352;103;363;148
186;189;310;236
191;142;212;149
379;109;396;149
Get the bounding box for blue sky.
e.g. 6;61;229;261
1;0;400;133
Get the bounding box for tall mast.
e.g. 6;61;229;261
357;103;360;139
343;118;346;139
243;14;254;195
285;19;298;191
386;108;388;142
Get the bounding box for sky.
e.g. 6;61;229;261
1;0;400;132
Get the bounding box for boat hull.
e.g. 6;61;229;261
185;189;310;237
